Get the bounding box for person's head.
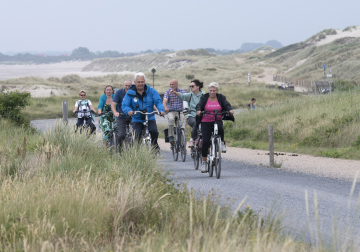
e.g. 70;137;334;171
190;79;203;92
124;79;132;93
104;85;114;96
208;82;219;98
170;79;178;91
79;90;86;100
251;98;256;104
134;72;146;91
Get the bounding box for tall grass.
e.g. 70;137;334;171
226;90;360;159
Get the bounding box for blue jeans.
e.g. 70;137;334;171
76;117;96;134
132;120;159;150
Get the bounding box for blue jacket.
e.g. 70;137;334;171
122;84;165;123
98;94;116;110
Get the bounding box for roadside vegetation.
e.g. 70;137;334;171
226;88;360;159
0;118;306;251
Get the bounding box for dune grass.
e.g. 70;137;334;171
225;89;360;159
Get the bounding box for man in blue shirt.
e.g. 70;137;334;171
122;72;165;152
111;79;132;151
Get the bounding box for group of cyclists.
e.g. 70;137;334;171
73;72;234;173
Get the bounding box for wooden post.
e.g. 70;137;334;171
269;125;274;167
248;73;251;87
62;100;68;124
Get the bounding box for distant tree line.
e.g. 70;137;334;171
0;40;283;64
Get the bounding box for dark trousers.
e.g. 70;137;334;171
132;120;159;150
201;121;224;158
187;116;198;140
117;117;132;149
76;117;96;134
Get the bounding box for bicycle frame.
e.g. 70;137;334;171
133;111;160;147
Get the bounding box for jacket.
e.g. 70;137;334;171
178;90;204;118
113;88;130;119
122;84;165;123
195;93;235;124
98;94;115;110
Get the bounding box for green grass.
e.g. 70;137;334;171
225;90;360;159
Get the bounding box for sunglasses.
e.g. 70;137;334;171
80;94;86;97
189;85;195;88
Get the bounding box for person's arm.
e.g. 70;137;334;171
112;102;119;117
97;95;105;114
173;91;191;102
122;93;134;116
221;95;234;115
163;98;169;112
196;95;206;116
73;101;78;113
153;91;165;116
90;105;96;113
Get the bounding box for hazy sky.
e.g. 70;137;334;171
1;0;359;53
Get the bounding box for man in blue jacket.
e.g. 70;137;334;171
111;79;132;151
122;72;165;151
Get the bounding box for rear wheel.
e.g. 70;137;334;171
172;127;179;161
192;148;197;169
180;129;186;162
196;150;202;170
214;138;222;179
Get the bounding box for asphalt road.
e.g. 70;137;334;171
159;149;360;244
31;118;360;244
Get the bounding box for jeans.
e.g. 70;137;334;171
76;117;96;134
117;117;132;150
167;112;185;137
132;120;159;150
201;121;224;158
187;116;198;140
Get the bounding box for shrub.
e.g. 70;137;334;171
0;91;32;127
61;74;81;84
47;77;61;83
229;128;251;140
333;79;356;91
185;74;194;80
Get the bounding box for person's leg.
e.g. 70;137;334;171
117;118;127;150
76;117;84;127
167;112;175;139
201;122;212;160
86;117;96;134
187;116;197;140
148;120;159;150
180;113;185;129
132;122;143;144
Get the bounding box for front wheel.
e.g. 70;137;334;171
208;146;213;177
180;129;186;162
214;138;222;179
172;127;179;161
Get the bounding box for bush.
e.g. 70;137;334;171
185;74;194;80
0;91;32;127
333;79;356;91
61;74;81;84
229;128;251;140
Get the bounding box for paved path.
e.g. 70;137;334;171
31;118;360;244
159;150;360;243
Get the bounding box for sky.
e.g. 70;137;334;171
0;0;359;53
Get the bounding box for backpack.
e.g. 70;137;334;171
77;100;92;118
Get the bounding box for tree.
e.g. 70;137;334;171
0;91;32;127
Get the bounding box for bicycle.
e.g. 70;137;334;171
74;110;96;135
200;110;230;179
133;110;160;150
168;108;188;162
190;123;202;170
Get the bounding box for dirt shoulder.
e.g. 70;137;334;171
158;139;360;182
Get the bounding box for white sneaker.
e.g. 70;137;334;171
201;162;207;173
188;139;194;148
221;142;227;153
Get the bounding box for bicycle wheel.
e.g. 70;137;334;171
113;131;118;153
196;150;202;170
208;146;213;177
180;129;186;162
172;127;179;161
214;138;222;179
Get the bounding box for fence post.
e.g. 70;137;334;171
268;125;274;167
62;100;68;124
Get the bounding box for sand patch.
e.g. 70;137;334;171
2;84;69;97
316;26;360;46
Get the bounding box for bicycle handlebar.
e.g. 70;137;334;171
200;110;230;116
133;111;160;115
168;108;189;114
74;110;96;114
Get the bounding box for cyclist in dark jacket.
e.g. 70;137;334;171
196;82;234;173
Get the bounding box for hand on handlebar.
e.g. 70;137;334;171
229;110;234;115
196;111;201;116
165;108;169;113
128;111;134;116
160;111;165;117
